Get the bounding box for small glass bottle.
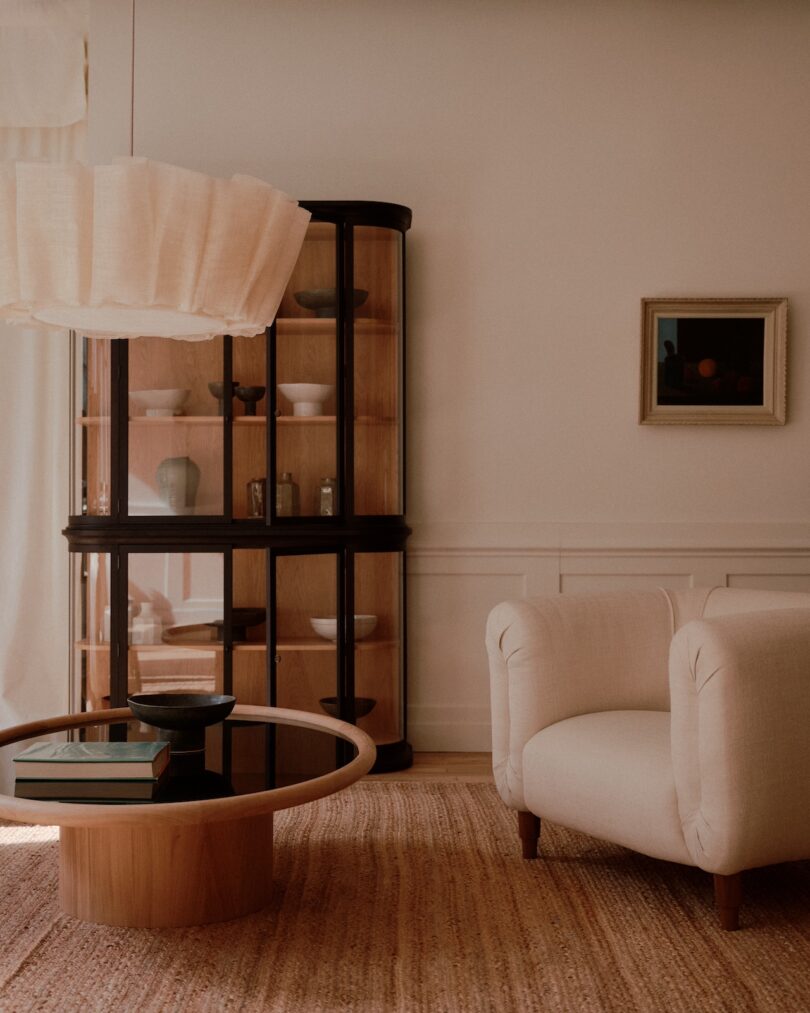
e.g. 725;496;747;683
102;598;140;643
246;477;266;518
130;602;162;645
276;472;300;517
317;477;338;516
95;481;111;516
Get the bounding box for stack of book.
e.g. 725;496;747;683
13;740;170;803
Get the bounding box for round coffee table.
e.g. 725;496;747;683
0;705;375;928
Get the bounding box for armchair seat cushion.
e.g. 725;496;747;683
523;710;692;866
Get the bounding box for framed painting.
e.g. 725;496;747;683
639;297;787;425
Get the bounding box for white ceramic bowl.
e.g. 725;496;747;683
278;382;334;417
130;388;190;417
310;614;378;641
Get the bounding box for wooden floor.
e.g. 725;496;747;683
365;752;493;783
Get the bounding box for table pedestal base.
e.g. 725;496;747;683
59;811;274;927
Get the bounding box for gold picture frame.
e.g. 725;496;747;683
639;297;787;425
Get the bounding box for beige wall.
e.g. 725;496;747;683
90;0;810;749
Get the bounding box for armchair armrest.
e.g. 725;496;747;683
486;590;673;809
670;608;810;875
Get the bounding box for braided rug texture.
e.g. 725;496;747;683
0;782;808;1012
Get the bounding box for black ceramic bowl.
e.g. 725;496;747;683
235;385;266;401
235;385;266;416
127;692;236;731
319;696;376;719
294;288;368;318
206;607;266;641
207;380;240;399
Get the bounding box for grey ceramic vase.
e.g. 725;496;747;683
156;456;201;514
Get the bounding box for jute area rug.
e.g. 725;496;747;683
0;782;808;1013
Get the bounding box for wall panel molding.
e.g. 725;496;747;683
408;521;810;556
405;524;810;751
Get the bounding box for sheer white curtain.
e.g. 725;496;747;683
0;0;86;789
0;326;70;790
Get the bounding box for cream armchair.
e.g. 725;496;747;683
486;587;810;929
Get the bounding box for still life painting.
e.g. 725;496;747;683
639;298;787;424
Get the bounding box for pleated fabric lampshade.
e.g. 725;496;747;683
0;157;311;339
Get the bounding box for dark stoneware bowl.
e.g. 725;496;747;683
235;385;266;401
206;607;265;641
293;288;368;318
319;696;376;719
207;380;240;399
234;385;266;416
128;692;237;760
128;692;236;731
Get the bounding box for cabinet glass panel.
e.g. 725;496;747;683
275;553;338;725
233;548;268;705
233;333;268;519
354;551;404;746
275;223;338;517
127;335;224;516
73;551;111;711
78;338;112;517
354;226;403;515
126;552;224;697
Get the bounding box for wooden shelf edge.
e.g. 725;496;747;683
76;639;399;653
277;317;397;336
78;416;224;426
79;415;396;426
276;416;397;425
277;638;398;652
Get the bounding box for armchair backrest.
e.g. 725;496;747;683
660;586;810;631
700;586;810;618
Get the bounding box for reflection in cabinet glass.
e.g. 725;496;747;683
65;201;413;771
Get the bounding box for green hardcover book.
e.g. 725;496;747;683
15;775;165;801
13;740;169;780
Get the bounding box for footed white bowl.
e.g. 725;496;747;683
310;615;378;641
278;382;334;417
130;388;190;417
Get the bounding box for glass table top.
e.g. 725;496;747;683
3;713;357;806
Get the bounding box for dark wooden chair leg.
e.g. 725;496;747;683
518;811;541;859
714;872;742;931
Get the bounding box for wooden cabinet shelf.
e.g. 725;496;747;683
77;415;222;427
276;317;397;337
276;638;398;652
76;639;398;653
78;415;396;426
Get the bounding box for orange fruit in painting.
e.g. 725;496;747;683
698;358;717;378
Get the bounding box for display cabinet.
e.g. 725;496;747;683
64;202;413;772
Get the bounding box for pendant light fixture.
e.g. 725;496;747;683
1;157;311;340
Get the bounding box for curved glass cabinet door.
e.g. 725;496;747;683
75;339;111;517
232;334;268;519
71;551;111;711
273;550;340;713
126;551;224;696
353;551;406;759
353;225;404;516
